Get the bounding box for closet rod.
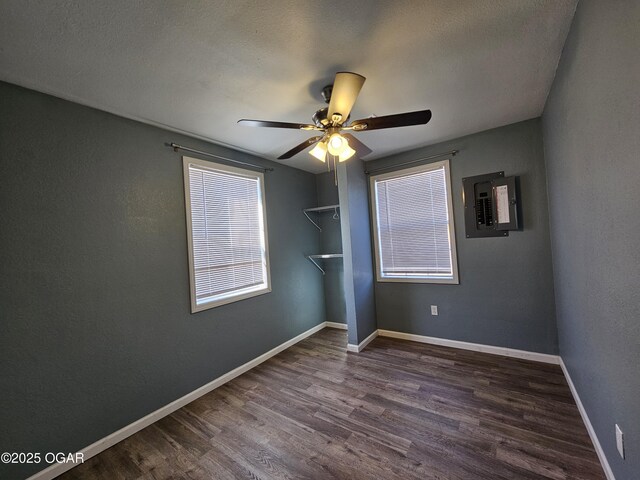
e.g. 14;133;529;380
364;150;458;175
169;142;274;172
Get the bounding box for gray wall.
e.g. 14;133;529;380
315;172;346;325
0;81;325;479
337;160;377;345
542;1;640;477
367;119;558;354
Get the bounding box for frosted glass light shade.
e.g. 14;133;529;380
338;144;356;162
309;141;327;162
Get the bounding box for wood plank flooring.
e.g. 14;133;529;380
57;328;605;479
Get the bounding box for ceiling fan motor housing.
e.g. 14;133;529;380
312;107;350;128
312;107;329;127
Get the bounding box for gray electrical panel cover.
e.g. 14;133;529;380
462;171;519;238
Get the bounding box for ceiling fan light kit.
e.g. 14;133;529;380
327;133;345;155
238;72;433;166
309;141;328;162
338;144;356;163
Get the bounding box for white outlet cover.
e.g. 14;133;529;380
430;305;438;316
616;424;625;459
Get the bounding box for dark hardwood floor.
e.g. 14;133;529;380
57;328;604;479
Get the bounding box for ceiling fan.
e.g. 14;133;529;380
238;72;432;164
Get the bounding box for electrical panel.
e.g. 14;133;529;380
462;171;519;238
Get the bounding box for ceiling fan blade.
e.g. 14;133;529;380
238;119;317;130
327;72;366;124
277;136;323;159
342;133;372;158
350;110;432;131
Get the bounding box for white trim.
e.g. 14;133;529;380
377;329;560;364
26;322;327;480
325;322;348;330
559;358;615;480
350;330;613;478
347;329;379;353
369;159;460;285
31;325;614;480
182;156;272;313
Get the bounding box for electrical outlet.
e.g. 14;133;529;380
616;424;625;459
430;305;438;316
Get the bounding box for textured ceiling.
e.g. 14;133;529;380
0;0;577;173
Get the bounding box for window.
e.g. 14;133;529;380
183;157;271;312
370;159;459;284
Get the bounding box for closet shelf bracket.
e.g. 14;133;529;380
306;254;343;275
303;204;340;231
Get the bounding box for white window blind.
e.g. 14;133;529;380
184;157;270;311
371;160;459;284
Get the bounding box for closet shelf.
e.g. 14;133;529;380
306;254;343;275
303;204;340;231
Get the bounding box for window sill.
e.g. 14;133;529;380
191;286;272;313
376;277;459;285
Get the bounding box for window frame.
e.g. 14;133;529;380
183;156;271;312
369;159;459;285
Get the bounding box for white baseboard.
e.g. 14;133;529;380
26;322;328;480
377;329;560;365
559;358;615;480
28;324;613;480
347;329;379;353
375;330;613;478
325;321;348;330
